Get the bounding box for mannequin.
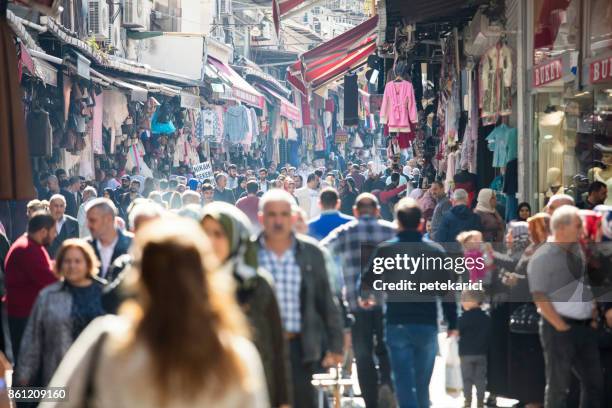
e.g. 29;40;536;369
538;109;566;191
593;143;612;183
544;167;565;205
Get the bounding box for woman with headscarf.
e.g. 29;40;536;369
200;203;289;408
474;188;506;243
515;202;532;222
485;221;532;404
503;214;550;407
339;177;359;216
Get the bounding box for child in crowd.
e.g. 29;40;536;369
458;290;491;408
457;230;494;283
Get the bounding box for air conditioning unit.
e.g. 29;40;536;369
464;9;503;57
122;0;146;29
218;0;232;16
89;0;110;40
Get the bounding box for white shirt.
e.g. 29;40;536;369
56;216;66;235
308;188;320;219
96;235;119;278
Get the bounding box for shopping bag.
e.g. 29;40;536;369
445;336;463;396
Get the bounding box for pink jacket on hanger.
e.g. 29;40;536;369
380;80;418;131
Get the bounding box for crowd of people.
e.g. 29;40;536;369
0;158;611;408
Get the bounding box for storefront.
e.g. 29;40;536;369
528;0;612;209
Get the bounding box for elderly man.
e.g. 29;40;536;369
436;189;482;243
47;194;79;258
545;193;575;215
256;189;343;408
77;186;98;237
213;173;236;204
528;205;602;407
85;198;133;281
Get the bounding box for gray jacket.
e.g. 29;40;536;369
255;233;344;363
16;279;105;386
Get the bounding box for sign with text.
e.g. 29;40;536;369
335;129;348;144
533;57;563;87
589;55;612;84
193;161;214;184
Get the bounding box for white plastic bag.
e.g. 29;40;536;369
445;336;463;396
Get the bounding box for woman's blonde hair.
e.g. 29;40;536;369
54;239;100;278
125;217;249;403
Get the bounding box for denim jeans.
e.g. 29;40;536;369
352;309;392;408
385;323;438;408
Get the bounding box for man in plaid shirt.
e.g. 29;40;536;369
321;193;395;408
256;189;343;408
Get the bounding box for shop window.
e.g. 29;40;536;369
589;0;612;57
533;0;580;65
533;84;612;208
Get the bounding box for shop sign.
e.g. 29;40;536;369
180;91;200;110
335;129;348;144
193;161;215;184
589;56;612;84
280;100;301;122
533;57;563;87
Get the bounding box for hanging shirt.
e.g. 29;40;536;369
486;124;518;168
224;105;249;144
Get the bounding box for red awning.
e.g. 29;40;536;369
257;84;301;122
272;0;307;34
208;56;265;109
288;15;378;91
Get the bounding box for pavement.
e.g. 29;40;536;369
329;333;518;408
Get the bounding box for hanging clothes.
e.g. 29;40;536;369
480;44;513;125
344;73;359;126
486;124;518;168
102;90;129;138
214;106;225;142
26;109;53;157
380;80;418;132
461;69;479;173
224;105;250;144
91;93;104;154
249;108;259;138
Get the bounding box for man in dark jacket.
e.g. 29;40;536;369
47;194;79;258
362;197;458;408
436;189;482;244
256;189;344;408
213;173;236;204
59;176;80;218
85;198;133;281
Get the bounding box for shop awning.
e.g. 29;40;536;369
208;56;265;109
256;84;301;122
288;15;378;91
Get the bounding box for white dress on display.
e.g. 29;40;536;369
538;111;566;192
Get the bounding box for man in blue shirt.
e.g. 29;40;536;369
307;188;354;240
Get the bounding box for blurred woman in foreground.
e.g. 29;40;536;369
42;218;269;407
